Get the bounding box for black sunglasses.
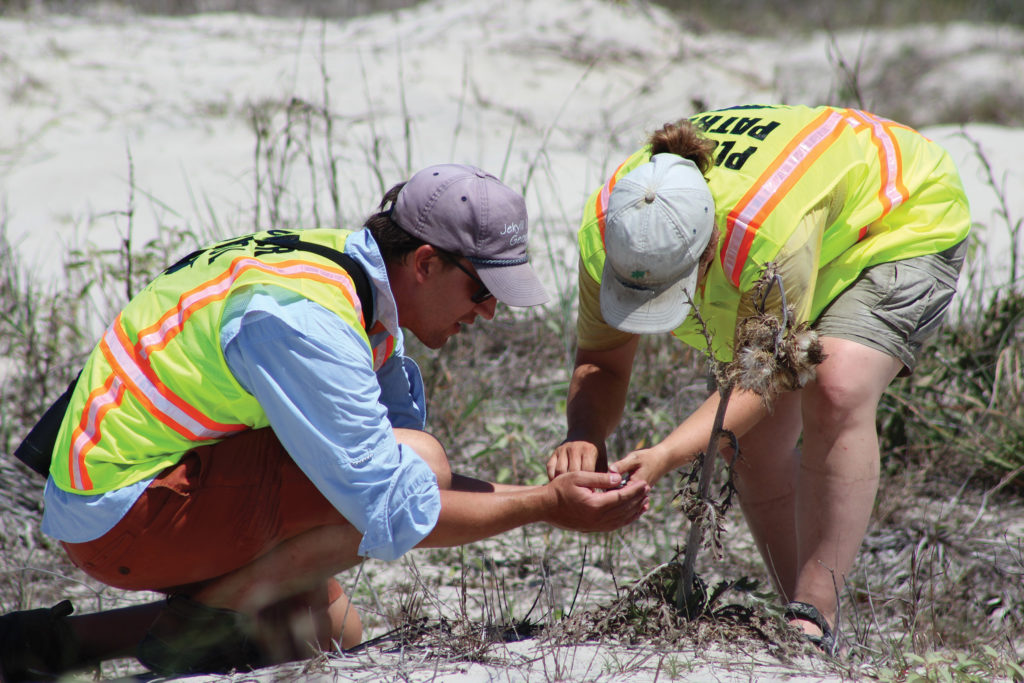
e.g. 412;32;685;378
446;257;493;304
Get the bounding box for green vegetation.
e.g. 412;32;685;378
1;16;1022;679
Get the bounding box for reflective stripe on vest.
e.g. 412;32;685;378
369;321;396;372
67;374;125;491
721;108;847;286
844;109;911;238
594;157;633;241
63;245;367;492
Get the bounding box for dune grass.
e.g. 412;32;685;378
1;15;1022;679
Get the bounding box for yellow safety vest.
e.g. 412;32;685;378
579;105;971;360
52;228;394;494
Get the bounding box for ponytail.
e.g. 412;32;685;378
648;119;716;176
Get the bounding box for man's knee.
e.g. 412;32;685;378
393;429;452;488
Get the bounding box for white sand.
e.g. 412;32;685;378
1;2;1022;680
2;0;1022;299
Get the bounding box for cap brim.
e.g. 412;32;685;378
476;261;550;307
599;261;697;334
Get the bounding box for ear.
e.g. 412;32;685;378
411;244;443;283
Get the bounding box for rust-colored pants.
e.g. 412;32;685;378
63;428;346;598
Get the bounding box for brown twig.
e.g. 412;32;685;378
676;381;732;617
675;262;824;618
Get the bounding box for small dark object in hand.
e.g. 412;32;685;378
617;471;631;489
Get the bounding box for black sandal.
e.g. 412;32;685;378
783;601;838;655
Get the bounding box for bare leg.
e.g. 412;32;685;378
41;542;351;668
727;391;804;598
327;585;363;650
193;430;450;650
791;337;901;635
194;524;363;614
59;521;367;669
251;578;363;663
123;522;368;668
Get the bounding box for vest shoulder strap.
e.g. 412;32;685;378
13;374;79;477
11;232;378;479
254;233;375;332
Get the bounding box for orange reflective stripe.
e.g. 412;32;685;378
105;317;247;439
136;256;365;356
369;319;395;371
721;109;847;286
134;266;237;357
845;110;910;235
67;373;126;491
596;158;632;241
68;254;365;490
372;335;396;371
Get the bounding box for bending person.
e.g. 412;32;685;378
548;105;969;653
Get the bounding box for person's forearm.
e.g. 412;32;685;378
417;487;552;548
654;388;770;469
450;473;525;493
565;339;639;443
565;364;627;443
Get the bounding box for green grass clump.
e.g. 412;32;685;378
1;38;1022;680
878;290;1024;491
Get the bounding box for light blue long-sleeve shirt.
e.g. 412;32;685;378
41;230;441;562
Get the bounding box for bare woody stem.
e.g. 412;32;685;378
676;380;734;615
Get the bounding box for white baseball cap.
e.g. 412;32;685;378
600;153;716;333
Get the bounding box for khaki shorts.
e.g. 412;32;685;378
814;241;967;375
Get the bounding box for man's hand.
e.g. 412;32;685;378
544;471;649;532
609;446;677;488
546;439;607;480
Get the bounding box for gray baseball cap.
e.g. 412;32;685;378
600;153;716;333
392;164;549;307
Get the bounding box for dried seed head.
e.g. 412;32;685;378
785;327;825;388
729;303;825;401
734;313;781;351
731;347;777;398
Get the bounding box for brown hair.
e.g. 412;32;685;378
647;119;717;176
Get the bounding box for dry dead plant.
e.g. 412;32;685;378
676;262;825;617
546;561;807;663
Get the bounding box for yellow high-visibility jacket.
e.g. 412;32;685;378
52;228;388;493
578;104;971;359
